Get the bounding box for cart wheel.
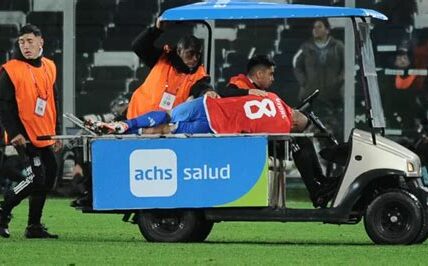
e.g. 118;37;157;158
364;190;423;245
414;209;428;244
137;210;201;242
190;220;214;242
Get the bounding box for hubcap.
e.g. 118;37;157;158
150;213;184;233
379;203;410;236
390;215;398;223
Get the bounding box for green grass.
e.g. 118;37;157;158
0;198;427;265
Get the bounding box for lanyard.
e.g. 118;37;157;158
164;65;189;95
27;62;50;100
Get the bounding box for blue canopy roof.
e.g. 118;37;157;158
160;1;388;21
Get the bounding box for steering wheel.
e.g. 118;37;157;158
297;89;339;146
297;89;320;111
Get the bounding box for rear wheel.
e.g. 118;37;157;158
364;190;423;245
138;210;201;242
190;220;214;241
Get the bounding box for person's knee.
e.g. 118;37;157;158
291;137;317;162
294;137;315;149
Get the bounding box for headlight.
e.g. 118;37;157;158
408;162;415;172
407;161;422;177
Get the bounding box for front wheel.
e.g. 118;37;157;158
364;190;423;245
137;210;207;242
414;208;428;244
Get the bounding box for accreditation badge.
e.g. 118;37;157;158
35;97;47;116
159;92;176;110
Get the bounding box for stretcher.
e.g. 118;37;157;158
56;113;317;209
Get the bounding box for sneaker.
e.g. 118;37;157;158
24;224;58;239
0;207;11;238
312;179;340;208
70;194;91;208
313;191;335;208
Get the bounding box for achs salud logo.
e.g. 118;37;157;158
129;149;177;197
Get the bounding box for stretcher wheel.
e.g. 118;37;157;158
190;220;213;242
137;210;204;242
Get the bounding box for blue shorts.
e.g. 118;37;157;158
171;97;213;134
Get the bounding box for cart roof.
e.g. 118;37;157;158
160;0;388;22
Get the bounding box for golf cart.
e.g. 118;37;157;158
47;1;428;245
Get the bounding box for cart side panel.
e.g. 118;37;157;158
91;136;269;210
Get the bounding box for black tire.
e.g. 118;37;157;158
137;210;201;242
364;190;423;245
190;220;214;242
414;208;428;244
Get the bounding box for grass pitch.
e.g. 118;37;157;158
0;198;427;265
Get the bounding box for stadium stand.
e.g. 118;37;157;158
91;66;134;81
0;11;26;28
0;24;17;61
136;65;150;80
77;80;127;116
0;0;30;13
0;24;18;38
127;79;141;93
93;51;139;71
26;11;63;56
103;27;141;51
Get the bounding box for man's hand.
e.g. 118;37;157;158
53;140;62;153
93;121;129;134
10;134;26;147
249;89;268;97
72;163;83;177
156;17;166;30
113;121;129;134
205;90;220;99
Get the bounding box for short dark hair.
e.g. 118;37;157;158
247;55;275;75
314;18;331;30
19;24;42;37
177;35;202;54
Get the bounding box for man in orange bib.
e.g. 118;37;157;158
127;18;218;119
217;55;273;98
0;24;61;239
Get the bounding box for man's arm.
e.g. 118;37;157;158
0;70;26;140
217;83;267;97
291;109;309;133
217;83;249;97
131;26;164;68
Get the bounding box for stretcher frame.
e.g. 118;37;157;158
54;113;320;209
